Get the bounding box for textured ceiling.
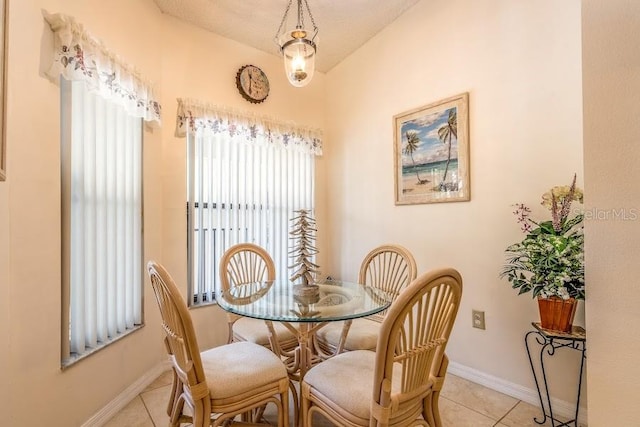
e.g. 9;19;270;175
152;0;419;72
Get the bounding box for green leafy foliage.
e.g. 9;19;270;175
500;176;585;300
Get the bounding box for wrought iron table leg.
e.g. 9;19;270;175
525;330;549;425
574;345;586;425
539;339;557;426
525;327;585;427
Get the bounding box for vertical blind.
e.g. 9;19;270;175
45;12;160;366
187;129;315;305
62;79;143;361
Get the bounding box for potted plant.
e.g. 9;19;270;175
500;175;584;332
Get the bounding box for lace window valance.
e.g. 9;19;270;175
175;98;323;156
43;12;161;124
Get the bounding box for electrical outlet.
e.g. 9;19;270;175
472;310;486;330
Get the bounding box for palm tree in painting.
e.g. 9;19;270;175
437;108;457;190
403;130;429;185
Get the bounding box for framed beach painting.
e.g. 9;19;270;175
393;93;470;205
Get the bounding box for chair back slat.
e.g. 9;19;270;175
147;262;206;393
373;268;462;422
359;244;417;322
220;243;276;292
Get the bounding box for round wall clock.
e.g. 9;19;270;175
236;65;270;104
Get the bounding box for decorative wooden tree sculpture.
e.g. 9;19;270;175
289;209;321;299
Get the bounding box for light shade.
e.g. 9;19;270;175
275;0;319;88
281;33;316;87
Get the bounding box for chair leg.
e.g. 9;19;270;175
289;380;299;427
423;394;435;427
167;369;181;417
169;394;185;427
228;322;235;344
253;405;266;423
334;320;353;355
281;383;290;427
300;382;311;427
430;393;443;427
424;354;449;427
193;399;211;427
163;339;182;419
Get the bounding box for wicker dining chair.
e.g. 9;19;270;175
301;268;463;427
220;243;299;352
147;261;290;427
315;244;417;353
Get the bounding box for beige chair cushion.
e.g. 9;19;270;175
315;318;380;351
303;350;402;420
201;341;287;400
234;318;297;346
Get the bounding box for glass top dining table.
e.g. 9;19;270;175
217;278;392;323
217;278;393;380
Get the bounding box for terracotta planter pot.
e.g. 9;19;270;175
537;296;578;332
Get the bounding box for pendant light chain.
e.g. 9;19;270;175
297;0;305;29
274;0;318;44
274;0;294;43
303;0;318;37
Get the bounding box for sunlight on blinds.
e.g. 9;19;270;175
63;79;142;362
187;130;315;305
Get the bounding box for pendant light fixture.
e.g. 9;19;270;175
274;0;319;87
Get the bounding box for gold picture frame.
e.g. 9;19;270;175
0;0;7;181
393;92;470;205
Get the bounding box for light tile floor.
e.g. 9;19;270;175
104;371;584;426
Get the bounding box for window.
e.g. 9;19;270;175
61;79;143;365
187;128;315;305
45;12;160;367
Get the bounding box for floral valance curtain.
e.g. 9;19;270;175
43;12;162;124
175;98;323;156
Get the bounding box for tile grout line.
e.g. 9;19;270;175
493;399;521;426
440;395;501;424
139;393;158;427
139;375;173;426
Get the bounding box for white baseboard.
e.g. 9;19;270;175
82;360;171;427
448;361;588;425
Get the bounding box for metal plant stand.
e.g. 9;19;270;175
525;322;586;427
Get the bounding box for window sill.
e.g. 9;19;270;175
189;300;219;310
61;324;145;370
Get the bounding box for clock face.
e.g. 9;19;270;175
236;65;270;104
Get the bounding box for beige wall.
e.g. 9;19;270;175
7;0;638;424
583;0;640;423
324;0;584;403
157;14;327;348
0;0;325;424
3;1;165;425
